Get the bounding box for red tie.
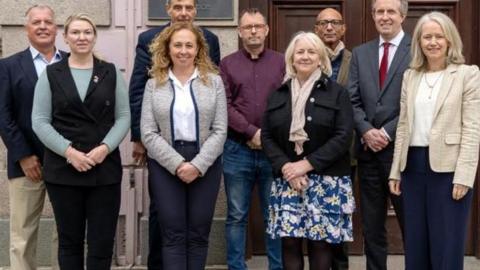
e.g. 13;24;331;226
379;42;390;89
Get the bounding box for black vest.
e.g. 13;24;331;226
43;56;122;186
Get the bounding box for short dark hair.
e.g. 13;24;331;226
239;8;266;24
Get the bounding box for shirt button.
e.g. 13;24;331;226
307;116;312;122
310;97;315;103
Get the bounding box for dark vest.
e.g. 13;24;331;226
43;56;122;186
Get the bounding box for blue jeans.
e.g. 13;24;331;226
223;139;282;270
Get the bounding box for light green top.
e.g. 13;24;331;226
32;67;130;157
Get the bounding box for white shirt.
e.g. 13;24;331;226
169;68;198;142
378;30;405;70
29;46;62;77
410;70;445;146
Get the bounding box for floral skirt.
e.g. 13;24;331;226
267;174;355;243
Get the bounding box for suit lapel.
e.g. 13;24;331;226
432;64;457;121
18;49;38;86
407;70;422;133
381;35;411;94
367;39;381;92
84;58;109;100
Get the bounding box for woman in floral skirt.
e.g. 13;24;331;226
261;31;355;270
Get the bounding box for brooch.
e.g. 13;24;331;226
93;75;99;83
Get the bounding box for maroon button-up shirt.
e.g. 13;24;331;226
220;48;285;140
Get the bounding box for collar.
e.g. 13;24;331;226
29;46;62;61
379;30;405;47
326;41;345;61
168;68;199;86
241;48;266;60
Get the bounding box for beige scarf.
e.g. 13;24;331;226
289;68;323;155
325;41;345;61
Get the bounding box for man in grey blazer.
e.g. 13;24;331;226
348;0;410;269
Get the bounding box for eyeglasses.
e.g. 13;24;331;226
239;23;267;31
316;20;344;28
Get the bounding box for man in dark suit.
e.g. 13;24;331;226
315;8;352;270
128;0;220;268
348;0;410;269
0;4;63;270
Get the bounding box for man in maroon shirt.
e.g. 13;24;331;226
219;8;285;270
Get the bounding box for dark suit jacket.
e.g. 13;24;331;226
0;48;65;179
129;24;220;141
348;35;411;160
262;74;353;177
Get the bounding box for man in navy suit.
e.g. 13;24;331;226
0;4;63;270
348;0;410;269
128;0;220;268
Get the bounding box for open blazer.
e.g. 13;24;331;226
140;73;227;176
389;64;480;187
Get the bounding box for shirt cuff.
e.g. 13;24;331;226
381;127;392;141
245;125;259;140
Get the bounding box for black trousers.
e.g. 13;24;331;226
148;178;163;270
147;141;221;270
45;182;121;270
402;147;473;270
358;150;404;270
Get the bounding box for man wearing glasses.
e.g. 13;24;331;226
219;8;284;270
314;9;352;270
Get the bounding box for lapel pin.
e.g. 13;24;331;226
93;75;99;83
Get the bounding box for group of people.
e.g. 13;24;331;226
0;0;478;270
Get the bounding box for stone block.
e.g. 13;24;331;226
0;0;111;26
209;27;239;59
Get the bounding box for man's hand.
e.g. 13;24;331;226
132;141;147;166
86;144;109;164
247;129;262;149
388;179;401;196
176;162;200;184
65;146;96;172
282;160;314;182
19;155;42;182
362;129;389;152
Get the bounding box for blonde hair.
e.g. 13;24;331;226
410;12;464;71
64;13;97;37
284;31;332;80
149;22;217;86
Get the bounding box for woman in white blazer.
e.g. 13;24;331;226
388;12;480;270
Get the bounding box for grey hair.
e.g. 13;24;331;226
24;4;55;24
371;0;408;16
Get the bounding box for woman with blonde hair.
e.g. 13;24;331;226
262;31;354;270
140;22;227;269
32;13;130;269
389;11;480;269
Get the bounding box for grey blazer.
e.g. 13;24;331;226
141;73;227;175
348;34;411;159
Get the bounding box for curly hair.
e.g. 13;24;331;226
149;22;217;86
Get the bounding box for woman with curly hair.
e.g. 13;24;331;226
140;22;227;269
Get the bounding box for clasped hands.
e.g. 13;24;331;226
176;162;200;184
389;179;469;200
363;128;389;152
281;160;314;192
65;144;109;172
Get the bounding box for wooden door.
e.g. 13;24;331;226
241;0;480;257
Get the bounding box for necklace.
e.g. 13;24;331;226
423;71;444;99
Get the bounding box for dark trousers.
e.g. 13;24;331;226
358;150;404;270
402;147;473;270
148;141;221;270
148;180;163;270
45;182;121;270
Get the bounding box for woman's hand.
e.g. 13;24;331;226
281;160;314;182
65;145;96;172
388;179;401;196
176;162;200;184
86;144;110;164
452;184;469;200
287;175;308;192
